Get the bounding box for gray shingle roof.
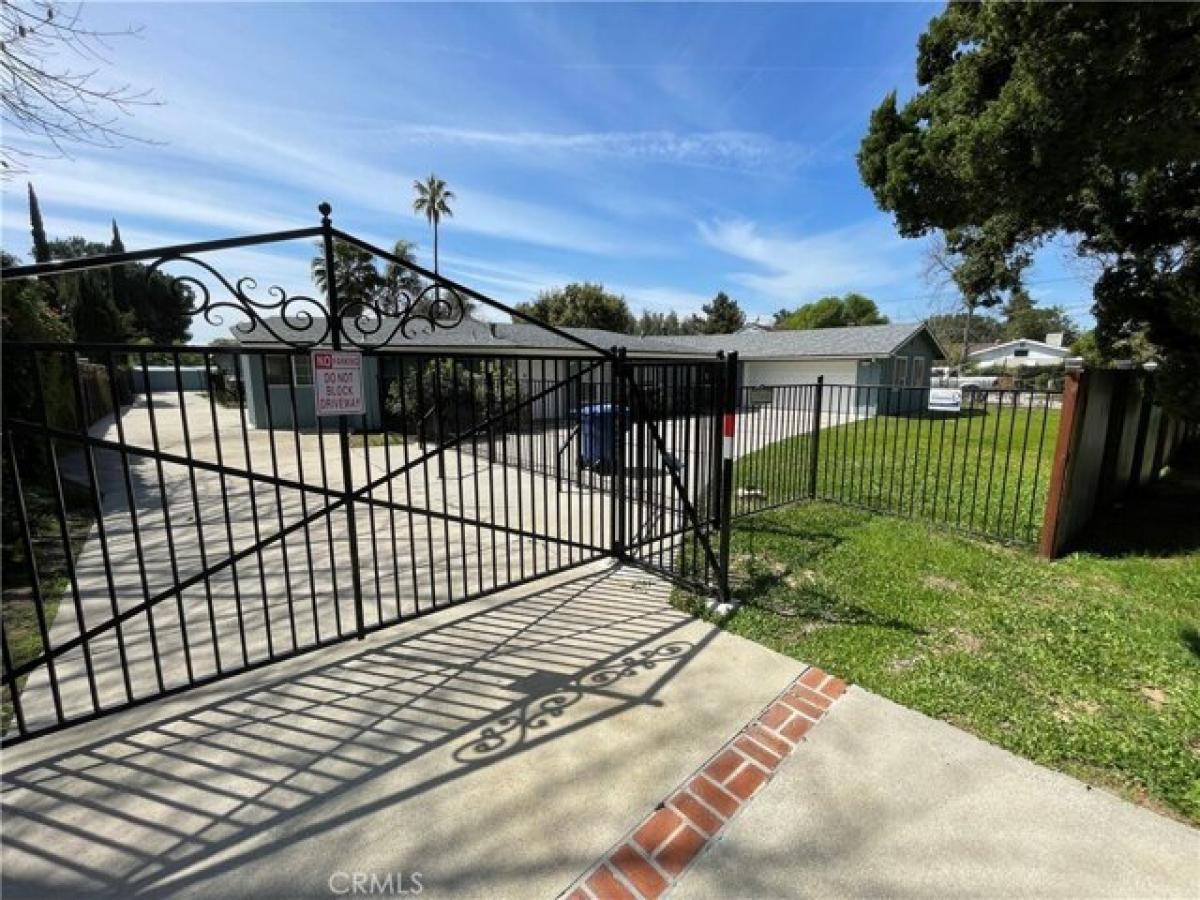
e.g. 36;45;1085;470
230;316;701;355
647;322;934;359
231;316;936;360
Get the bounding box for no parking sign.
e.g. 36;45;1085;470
312;350;364;416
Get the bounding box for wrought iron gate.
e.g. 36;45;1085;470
1;206;733;744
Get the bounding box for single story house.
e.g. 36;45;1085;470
967;335;1073;369
229;317;944;429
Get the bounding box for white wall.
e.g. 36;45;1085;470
742;359;859;388
970;342;1071;369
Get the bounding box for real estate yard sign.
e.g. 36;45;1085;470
313;350;364;416
928;387;962;413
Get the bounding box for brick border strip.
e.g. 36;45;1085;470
562;666;848;900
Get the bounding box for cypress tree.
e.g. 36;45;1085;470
28;182;50;263
110;219;126;254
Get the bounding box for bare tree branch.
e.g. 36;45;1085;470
0;0;159;176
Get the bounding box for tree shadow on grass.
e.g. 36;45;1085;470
1181;626;1200;662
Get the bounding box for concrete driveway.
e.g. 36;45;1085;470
13;391;614;734
1;561;804;898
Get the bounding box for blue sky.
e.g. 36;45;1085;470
0;2;1097;342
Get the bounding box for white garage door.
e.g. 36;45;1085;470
742;359;859;388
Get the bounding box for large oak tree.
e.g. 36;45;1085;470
858;1;1199;414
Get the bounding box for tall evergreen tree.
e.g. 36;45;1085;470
699;291;746;334
27;182;50;263
110;219;126;253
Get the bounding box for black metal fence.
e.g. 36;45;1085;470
1;209;733;745
730;381;1062;544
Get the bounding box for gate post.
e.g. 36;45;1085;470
321;202;367;639
808;376;824;498
612;347;628;560
716;352;738;604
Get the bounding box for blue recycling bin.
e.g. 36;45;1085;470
578;403;626;472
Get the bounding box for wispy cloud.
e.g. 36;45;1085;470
389;125;813;173
698;217;921;305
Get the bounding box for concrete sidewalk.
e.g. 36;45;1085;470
1;562;802;899
674;688;1199;899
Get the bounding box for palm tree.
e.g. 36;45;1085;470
311;240;381;309
381;239;424;315
411;174;454;276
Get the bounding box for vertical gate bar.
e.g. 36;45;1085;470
431;359;458;601
612;348;627;560
395;357;423;614
808;376;824;499
706;359;724;585
2;621;29;736
31;350;100;711
1028;390;1054;544
539;359;554;572
171;348;224;672
562;362;574;567
374;363;402;622
507;358;526;581
996;387;1022;538
67;350;134;703
955;389;972;529
315;380;342;634
101;351;167;694
716;352;738;603
1009;390;1036;542
919;387;934;518
235;350;277;657
4;431;65;723
284;360;324;640
358;371;385;625
449;358;469;597
483;362;500;585
496;361;514;584
321;203;367;639
199;350;251;664
257;354;299;650
413;358;440;607
900;386;914;516
468;358;487;589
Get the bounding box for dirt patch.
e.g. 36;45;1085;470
1139;686;1168;710
922;574;965;594
888;655;924;673
936;628;983;655
1053;698;1100;724
784;569;819;590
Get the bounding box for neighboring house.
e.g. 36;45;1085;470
230;317;944;428
967;335;1073;370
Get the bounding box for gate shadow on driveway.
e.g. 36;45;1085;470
2;564;717;898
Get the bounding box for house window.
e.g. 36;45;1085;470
911;356;926;386
1014;348;1029;358
265;355;313;386
292;356;313;386
265;355;291;386
894;356;908;387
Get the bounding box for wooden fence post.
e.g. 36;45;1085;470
1039;368;1088;559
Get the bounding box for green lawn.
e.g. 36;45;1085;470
735;403;1061;544
678;476;1200;824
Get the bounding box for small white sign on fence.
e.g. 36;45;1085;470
312;350;364;416
928;387;962;413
